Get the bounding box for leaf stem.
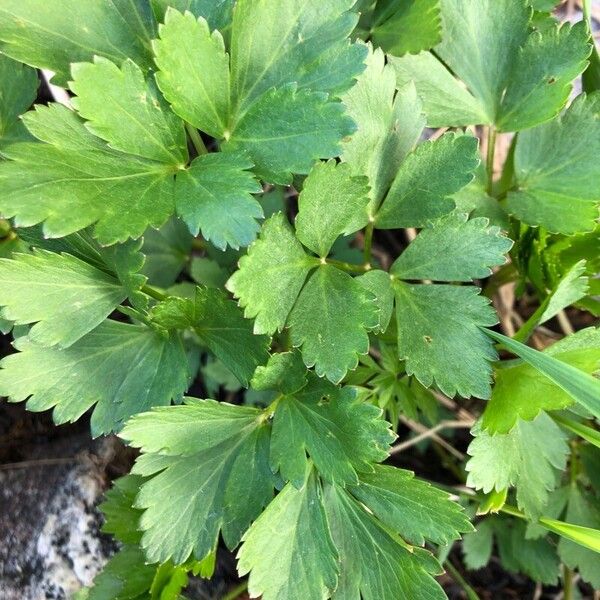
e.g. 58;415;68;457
444;560;481;600
186;122;208;156
486;126;497;196
326;258;371;274
141;284;168;301
563;564;574;600
220;580;248;600
363;221;374;265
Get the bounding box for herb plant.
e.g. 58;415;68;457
0;0;599;598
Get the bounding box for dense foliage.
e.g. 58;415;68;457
0;0;599;598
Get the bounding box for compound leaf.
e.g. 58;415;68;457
394;282;498;398
390;213;512;282
0;320;189;436
466;413;569;519
375;134;479;229
237;470;339;600
175;152;262;250
295;161;370;257
270;376;394;487
0;250;126;348
289;265;378;383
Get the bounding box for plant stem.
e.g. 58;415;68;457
444;560;481;600
363;221;374;265
141;284;168;301
563;564;574;600
486;126;497;196
220;580;248;600
326;258;371;274
186;122;208;155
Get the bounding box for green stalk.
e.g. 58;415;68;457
141;284;168;301
486;126;497;196
220;580;248;600
363;221;374;265
185;122;208;155
444;560;481;600
563;565;574;600
326;258;371;274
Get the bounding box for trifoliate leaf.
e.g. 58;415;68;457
506;93;600;234
226;213;316;335
393;282;498;398
224;85;355;184
153;9;230;139
289;265;378;383
0;250;126;348
349;465;472;546
341;46;425;208
0;320;189;436
270;376;394;487
0;104;178;244
99;475;144;545
390;213;512;281
370;0;441;57
121;400;275;563
391;0;590;131
150;286;270;386
375;134;479;228
237;470;338;600
0;1;156;83
175;152;262;250
558;484;600;589
466;413;569;519
482;327;600;433
356;270;395;333
251;351;308;395
295;161;370;257
0;55;38;150
150;0;235;30
324;483;445;600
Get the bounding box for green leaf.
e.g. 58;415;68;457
483;327;600;433
226;213;316;335
251;350;308;395
153;9;230;139
375;134;479;229
0;104;178;244
486;329;600;422
0;320;189;436
356;270;395;333
394;282;498;398
150;0;235;31
99;475;144;545
462;519;494;570
295;161;370;257
224;85;355;184
323;483;445;600
237;470;339;600
0;55;38;151
0;0;156;86
289;265;378;383
175;152;262;250
506;93;600;234
539;259;589;323
0;250;126;347
390;213;512;281
150;286;270;386
270;376;394;487
371;0;441;57
466;413;569;518
341;46;425;208
121;399;275;563
349;465;472;546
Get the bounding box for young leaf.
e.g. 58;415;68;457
539;259;590;324
486;329;600;421
270;376;394;487
341;46;425;207
323;483;446;600
390;213;512;281
289;265;378;383
251;351;308;395
375;134;479;229
175;152;262;250
0;104;178;244
0;250;127;348
466;413;569;519
0;0;157;86
150;286;270;386
121;400;275;563
0;55;38;150
349;465;473;546
506;93;600;234
483;327;600;433
152;9;230;138
394;282;498;398
295;161;370;257
237;470;339;600
226;213;316;335
0;320;189;436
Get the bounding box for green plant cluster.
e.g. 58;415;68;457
0;0;599;598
